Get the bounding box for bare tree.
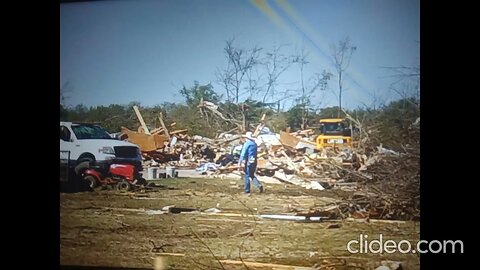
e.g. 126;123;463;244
294;49;331;129
216;38;261;104
274;89;297;113
216;40;297;107
381;65;420;84
359;89;386;111
60;81;73;107
215;65;232;102
331;37;356;117
246;65;261;100
261;45;294;103
381;64;420;106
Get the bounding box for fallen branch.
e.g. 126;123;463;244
198;100;243;129
149;240;172;253
189;227;226;270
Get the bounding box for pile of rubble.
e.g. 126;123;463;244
116;105;420;221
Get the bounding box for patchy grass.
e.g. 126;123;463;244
60;178;419;269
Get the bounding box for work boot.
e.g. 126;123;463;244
259;185;264;193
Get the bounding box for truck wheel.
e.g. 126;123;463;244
117;181;131;191
84;175;98;189
74;161;91;175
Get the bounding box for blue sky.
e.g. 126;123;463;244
60;0;419;110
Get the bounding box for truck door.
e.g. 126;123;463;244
60;125;80;161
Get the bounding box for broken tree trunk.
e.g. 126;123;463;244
197;100;243;130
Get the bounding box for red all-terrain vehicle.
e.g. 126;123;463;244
76;162;147;191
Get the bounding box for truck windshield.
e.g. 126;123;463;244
71;124;113;140
320;122;345;135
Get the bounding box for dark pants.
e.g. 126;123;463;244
244;163;262;193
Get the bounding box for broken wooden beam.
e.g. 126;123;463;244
253;113;267;137
120;127;169;152
151;127;164;135
133;105;151;135
280;150;300;174
158;112;171;140
170;129;189;135
155;253;185;257
219;260;313;270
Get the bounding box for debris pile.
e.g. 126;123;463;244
115;103;419;221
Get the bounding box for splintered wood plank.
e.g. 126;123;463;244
158;112;171;139
170;129;189;135
279;131;300;149
133;105;150;135
219;260;313;270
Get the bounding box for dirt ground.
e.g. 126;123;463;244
60;177;420;270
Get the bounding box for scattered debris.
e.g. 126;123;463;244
219;259;315;270
93;104;419;222
203;208;221;213
144;210;167;215
260;214;327;222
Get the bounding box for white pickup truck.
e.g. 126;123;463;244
60;121;142;171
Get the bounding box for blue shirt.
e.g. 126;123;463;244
238;139;257;165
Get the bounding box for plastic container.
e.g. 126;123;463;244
147;167;158;180
165;166;176;178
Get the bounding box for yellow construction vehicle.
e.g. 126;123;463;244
315;118;353;149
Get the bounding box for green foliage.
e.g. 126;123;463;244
268;112;288;133
60;104;68;120
217;99;276;132
179;81;221;106
350;97;419;151
169;104;213;137
317;106;346;119
286;104;319;130
59;83;419;151
60;104;139;133
374;98;419;149
286;104;303;129
241;99;273;123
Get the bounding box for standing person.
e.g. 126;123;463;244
238;131;264;195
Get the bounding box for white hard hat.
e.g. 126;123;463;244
242;131;254;140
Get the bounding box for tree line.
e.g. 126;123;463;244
60;37;419;152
